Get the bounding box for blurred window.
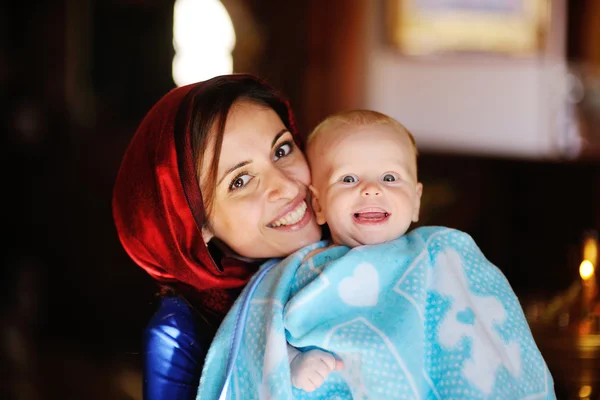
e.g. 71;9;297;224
172;0;235;86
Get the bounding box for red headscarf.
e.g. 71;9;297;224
112;74;303;320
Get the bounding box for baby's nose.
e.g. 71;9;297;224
361;183;381;196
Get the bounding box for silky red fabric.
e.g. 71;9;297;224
112;74;303;317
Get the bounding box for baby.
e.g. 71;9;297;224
199;109;554;399
288;109;423;391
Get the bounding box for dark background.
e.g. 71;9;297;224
2;1;599;399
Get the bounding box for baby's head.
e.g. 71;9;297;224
307;110;423;248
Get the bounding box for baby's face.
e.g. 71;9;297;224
308;124;422;248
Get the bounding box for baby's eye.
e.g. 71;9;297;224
341;174;358;183
274;142;293;160
382;173;398;182
229;174;252;191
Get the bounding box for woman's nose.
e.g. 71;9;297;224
360;182;381;197
267;168;300;202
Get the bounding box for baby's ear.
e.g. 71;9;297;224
412;182;423;222
309;185;327;225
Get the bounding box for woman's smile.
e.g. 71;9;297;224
268;199;308;228
267;200;313;232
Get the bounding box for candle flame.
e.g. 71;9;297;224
580;260;594;280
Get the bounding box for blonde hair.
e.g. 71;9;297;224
307;109;418;155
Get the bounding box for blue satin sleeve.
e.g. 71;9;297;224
143;296;213;400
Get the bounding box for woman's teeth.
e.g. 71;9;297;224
270;201;307;227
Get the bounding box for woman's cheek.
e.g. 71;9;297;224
289;152;311;184
298;162;312;186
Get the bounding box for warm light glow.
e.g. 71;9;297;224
578;385;592;398
580;260;595;280
583;236;598;266
172;0;235;87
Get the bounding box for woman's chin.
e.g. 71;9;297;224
269;220;322;256
233;219;322;259
283;221;322;253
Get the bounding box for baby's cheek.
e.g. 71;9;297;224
327;208;343;226
331;214;351;239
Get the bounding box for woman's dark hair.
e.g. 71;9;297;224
175;75;293;223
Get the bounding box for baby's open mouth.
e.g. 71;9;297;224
353;208;390;224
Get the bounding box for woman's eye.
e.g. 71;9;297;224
274;142;293;160
229;174;252;190
342;174;358;183
382;173;398;182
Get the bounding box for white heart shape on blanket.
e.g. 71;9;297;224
338;263;379;307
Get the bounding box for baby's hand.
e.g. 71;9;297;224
289;349;343;392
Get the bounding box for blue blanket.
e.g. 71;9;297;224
197;227;555;399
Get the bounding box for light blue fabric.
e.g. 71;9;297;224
197;226;555;400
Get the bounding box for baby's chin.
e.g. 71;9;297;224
357;233;398;246
336;229;407;248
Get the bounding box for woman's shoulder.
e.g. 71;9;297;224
144;296;215;356
143;296;216;369
146;296;197;336
143;296;214;398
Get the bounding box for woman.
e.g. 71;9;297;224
112;74;322;399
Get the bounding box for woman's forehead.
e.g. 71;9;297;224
222;101;284;141
214;103;290;168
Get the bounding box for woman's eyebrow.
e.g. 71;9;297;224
218;160;251;185
217;129;290;186
271;129;290;148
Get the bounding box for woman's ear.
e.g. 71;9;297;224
309;185;327;225
201;225;214;244
412;182;423;222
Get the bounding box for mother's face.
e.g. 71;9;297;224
200;100;321;258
